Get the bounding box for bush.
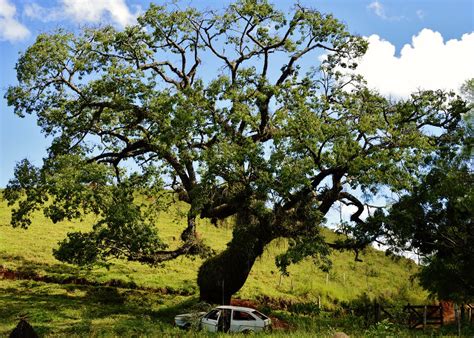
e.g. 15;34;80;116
364;319;406;337
289;302;321;316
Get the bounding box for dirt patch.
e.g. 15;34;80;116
256;295;298;310
441;301;455;323
268;316;291;330
231;298;260;308
231;297;291;330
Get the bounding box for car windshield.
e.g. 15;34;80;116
205;309;220;320
252;310;269;320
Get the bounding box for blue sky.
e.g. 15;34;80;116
1;0;473;188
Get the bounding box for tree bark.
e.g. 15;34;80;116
196;182;344;304
197;213;274;304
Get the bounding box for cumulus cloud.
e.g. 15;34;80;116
25;0;139;28
0;0;30;41
355;29;474;97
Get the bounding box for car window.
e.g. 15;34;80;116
252;310;269;320
233;310;256;321
205;309;220;320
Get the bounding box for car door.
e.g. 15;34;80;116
217;308;232;332
200;309;220;332
230;310;259;332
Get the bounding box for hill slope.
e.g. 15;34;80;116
0;198;427;306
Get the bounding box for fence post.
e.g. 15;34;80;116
423;305;427;331
222;279;225;305
375;301;381;323
406;303;410;327
455;303;461;337
440;303;444;327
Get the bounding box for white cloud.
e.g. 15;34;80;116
24;3;61;22
355;29;474;97
327;200;378;227
367;1;386;19
0;0;30;41
367;1;404;21
62;0;138;27
25;0;139;28
416;9;425;20
340;203;370;221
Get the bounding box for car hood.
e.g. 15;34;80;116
175;312;206;319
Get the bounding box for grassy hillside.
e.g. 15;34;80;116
0;198;427;303
0;197;430;336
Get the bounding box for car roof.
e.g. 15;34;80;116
215;305;258;312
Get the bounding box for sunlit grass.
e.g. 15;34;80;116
0;197;428;302
0;197;432;335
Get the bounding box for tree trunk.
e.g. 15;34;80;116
197;214;273;304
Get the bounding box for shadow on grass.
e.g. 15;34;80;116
0;252;198;296
0;251;81;276
0;280;201;336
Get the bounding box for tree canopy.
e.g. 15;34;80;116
4;0;469;304
353;80;473;303
359;157;473;303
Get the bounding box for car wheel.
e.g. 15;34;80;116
242;329;254;334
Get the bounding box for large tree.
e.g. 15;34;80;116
4;0;468;304
352;81;473;303
356;157;473;303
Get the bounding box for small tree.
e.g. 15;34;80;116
4;0;469;304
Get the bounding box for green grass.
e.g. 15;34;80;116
2;280;470;337
0;197;434;336
0;279;415;337
0;279;205;336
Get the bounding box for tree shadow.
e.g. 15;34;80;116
0;252;142;290
0;251;83;276
0;280;200;336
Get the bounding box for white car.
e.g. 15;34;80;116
175;305;272;333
